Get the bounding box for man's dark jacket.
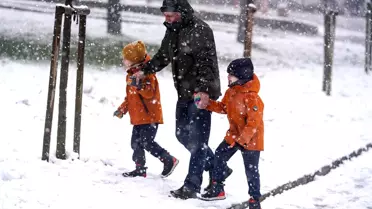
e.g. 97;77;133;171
141;0;221;101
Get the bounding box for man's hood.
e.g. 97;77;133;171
160;0;194;19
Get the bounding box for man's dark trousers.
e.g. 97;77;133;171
175;100;215;193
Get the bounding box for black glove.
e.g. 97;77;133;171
113;110;124;119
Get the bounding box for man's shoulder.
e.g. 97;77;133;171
190;16;212;32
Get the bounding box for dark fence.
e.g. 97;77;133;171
31;0;319;36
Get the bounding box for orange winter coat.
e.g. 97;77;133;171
118;56;163;125
207;74;264;151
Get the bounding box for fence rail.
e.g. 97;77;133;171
29;0;318;36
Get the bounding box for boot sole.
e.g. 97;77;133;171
122;173;146;178
169;191;197;200
161;159;179;178
198;195;226;201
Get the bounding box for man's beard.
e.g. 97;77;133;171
164;21;182;31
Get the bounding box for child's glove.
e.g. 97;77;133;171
193;93;201;108
113;110;124;119
129;75;143;90
194;92;209;109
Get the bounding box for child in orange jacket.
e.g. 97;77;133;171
114;41;179;178
196;58;264;209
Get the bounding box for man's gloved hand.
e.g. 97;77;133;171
113;110;124;119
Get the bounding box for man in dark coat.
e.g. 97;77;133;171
133;0;232;199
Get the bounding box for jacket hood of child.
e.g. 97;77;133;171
231;73;260;93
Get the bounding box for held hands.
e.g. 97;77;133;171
132;71;145;85
113;109;124;119
194;93;201;107
129;76;143;90
193;92;210;109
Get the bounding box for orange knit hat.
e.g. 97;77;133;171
122;41;147;64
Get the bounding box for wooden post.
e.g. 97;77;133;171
41;6;64;161
322;10;337;96
73;14;87;156
41;2;90;162
56;13;72;160
237;0;253;43
365;2;372;74
243;3;257;58
322;12;330;92
107;0;121;35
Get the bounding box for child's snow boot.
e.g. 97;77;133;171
200;181;226;201
122;166;147;178
204;167;233;193
160;155;179;178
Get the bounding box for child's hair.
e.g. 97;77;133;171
122;41;147;64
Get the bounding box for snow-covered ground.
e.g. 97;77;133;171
1;1;372;208
264;150;372;209
0;55;371;209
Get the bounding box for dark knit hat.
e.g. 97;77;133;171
227;58;254;80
